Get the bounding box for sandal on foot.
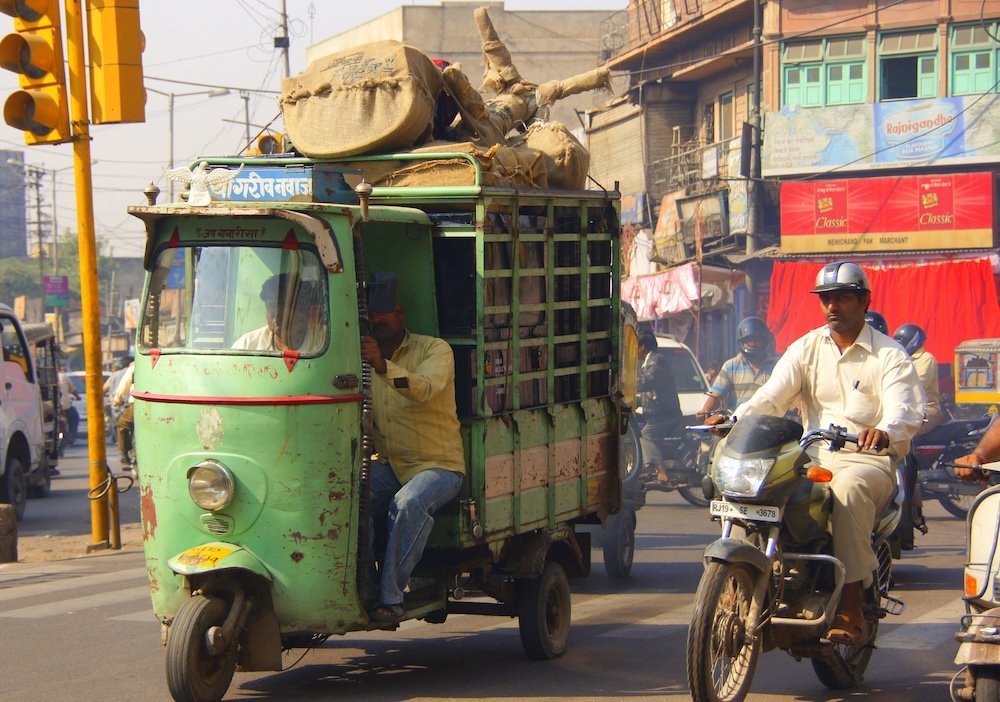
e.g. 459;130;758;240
368;603;404;624
825;612;864;645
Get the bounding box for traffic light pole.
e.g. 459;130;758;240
64;0;119;552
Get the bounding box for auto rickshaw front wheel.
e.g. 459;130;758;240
517;561;571;660
166;594;238;702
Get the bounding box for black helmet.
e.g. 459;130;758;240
736;316;773;360
893;323;926;356
864;310;888;335
810;261;870;294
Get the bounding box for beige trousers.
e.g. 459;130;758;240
816;448;896;585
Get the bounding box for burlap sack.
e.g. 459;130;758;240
280;40;442;158
347;141;549;188
522;122;590;189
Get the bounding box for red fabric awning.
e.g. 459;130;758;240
767;259;1000;364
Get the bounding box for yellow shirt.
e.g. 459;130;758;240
912;346;943;433
371;331;465;483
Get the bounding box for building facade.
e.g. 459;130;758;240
595;0;1000;388
0;151;28;259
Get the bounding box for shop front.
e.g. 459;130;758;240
767;171;1000;393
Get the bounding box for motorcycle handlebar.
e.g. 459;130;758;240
801;424;859;451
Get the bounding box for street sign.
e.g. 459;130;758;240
43;274;69;307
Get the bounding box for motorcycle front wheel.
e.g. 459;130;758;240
677;439;713;508
687;561;762;702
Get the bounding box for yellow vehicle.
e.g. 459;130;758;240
954;338;1000;415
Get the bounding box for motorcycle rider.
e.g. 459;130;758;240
706;261;924;644
864;310;889;336
636;330;684;484
954;413;1000;481
697;316;777;418
893;324;943;434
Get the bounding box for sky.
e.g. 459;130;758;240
0;1;627;259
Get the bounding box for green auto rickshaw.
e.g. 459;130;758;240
129;153;628;702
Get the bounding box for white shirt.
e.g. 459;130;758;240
735;323;925;460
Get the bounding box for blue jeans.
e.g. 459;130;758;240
368;461;463;606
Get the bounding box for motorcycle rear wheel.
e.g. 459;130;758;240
677;440;713;508
687;561;761;702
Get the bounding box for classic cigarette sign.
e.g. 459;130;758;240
780;172;994;253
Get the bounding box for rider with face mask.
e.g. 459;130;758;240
698;316;778;418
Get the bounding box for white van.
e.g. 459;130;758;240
0;304;55;519
654;334;711;418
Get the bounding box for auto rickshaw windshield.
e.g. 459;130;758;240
139;244;329;355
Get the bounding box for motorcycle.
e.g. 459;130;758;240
953;460;1000;702
686;415;903;702
632;411;716;507
917;413;998;520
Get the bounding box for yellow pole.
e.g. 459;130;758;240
64;0;118;550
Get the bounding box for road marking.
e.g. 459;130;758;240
109;609;158;623
878;597;965;650
0;566;148;603
597;602;694;638
0;585;151;619
0;560;90;579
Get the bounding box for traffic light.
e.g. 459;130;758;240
86;0;144;124
246;133;286;156
0;0;71;145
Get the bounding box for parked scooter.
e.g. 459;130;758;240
953;461;1000;702
686;416;903;702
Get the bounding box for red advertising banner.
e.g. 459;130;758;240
780;172;994;253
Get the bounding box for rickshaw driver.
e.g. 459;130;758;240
360;272;465;624
232;272;325;352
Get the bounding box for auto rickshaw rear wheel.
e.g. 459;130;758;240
166;594;238;702
517;561;571;660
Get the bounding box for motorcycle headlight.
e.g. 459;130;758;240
714;455;775;498
187;460;235;511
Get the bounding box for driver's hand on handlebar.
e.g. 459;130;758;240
703;412;732;436
953;453;989;483
856;427;889;453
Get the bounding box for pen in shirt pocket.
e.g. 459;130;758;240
853;380;860;391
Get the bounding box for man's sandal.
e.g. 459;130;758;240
825;612;864;645
368;603;404;624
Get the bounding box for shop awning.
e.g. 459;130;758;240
622;263;742;321
767;258;1000;364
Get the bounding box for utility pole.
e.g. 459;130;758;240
746;0;763;256
24;166;45;288
240;91;250;147
278;0;290;79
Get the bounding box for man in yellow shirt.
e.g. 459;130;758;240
360;272;465;624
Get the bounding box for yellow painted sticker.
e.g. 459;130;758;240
176;545;235;568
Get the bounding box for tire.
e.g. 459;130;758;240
678;440;712;508
936;443;994;520
518;561;572;660
811;582;878;689
1;456;27;521
973;665;1000;702
686;561;762;702
166;595;238;702
602;509;637;578
28;459;51;499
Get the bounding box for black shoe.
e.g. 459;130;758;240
50;467;60;476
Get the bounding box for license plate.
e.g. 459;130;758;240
710;500;781;522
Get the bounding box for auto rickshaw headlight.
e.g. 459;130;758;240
187;460;235;511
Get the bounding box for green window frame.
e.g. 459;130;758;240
781;35;866;108
878;28;938;100
951;23;999;95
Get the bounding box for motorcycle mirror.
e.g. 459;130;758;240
806;466;833;483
